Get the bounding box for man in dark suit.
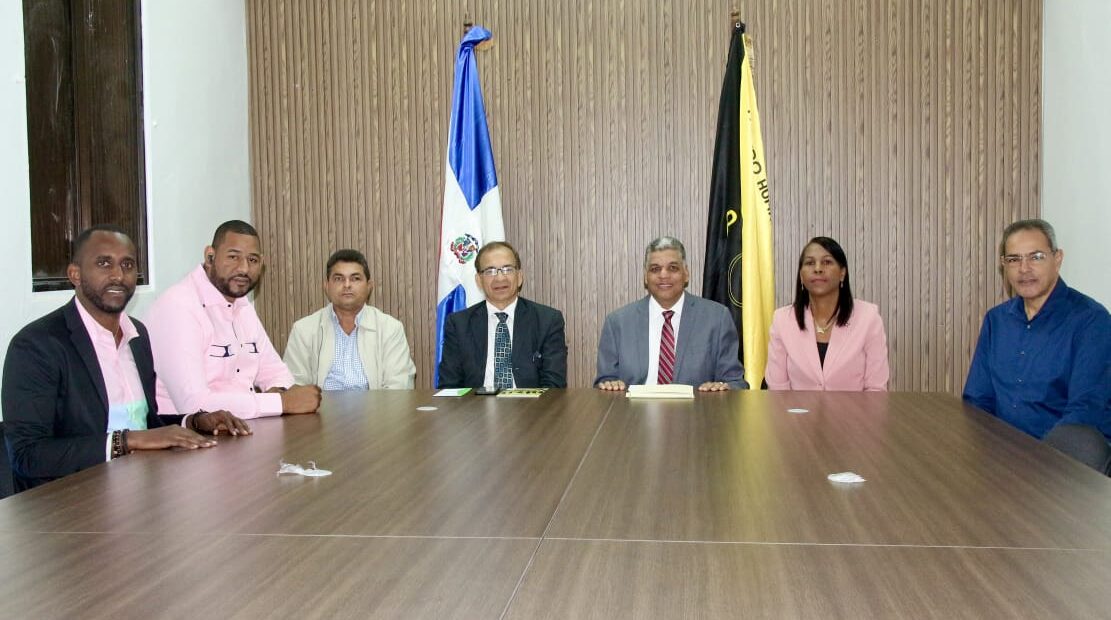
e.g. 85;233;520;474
437;241;568;389
3;225;250;492
595;236;747;392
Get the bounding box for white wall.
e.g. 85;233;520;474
0;1;251;419
0;2;38;395
137;0;252;316
1042;0;1111;308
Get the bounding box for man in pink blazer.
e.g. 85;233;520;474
765;237;889;391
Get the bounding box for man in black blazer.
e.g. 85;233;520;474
438;242;568;389
3;226;249;492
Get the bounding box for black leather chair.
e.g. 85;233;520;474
1044;424;1111;475
0;422;14;498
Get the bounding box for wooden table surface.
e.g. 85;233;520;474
1;390;1108;618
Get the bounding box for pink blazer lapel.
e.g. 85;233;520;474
822;310;866;383
823;315;847;376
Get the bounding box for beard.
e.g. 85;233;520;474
81;280;135;314
209;272;258;299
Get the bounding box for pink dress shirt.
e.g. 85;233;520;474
74;300;149;460
146;265;293;418
765;299;890;391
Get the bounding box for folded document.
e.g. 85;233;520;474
496;388;549;398
626;384;695;399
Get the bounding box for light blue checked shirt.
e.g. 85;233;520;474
323;310;370;391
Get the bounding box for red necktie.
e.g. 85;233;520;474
658;310;675;384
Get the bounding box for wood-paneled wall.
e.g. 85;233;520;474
246;0;1040;392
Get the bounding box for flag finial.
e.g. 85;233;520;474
462;19;495;51
729;10;745;33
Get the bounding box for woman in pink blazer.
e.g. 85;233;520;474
766;237;890;391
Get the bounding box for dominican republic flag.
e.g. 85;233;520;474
434;25;504;387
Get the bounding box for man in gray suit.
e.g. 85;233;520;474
595;236;747;392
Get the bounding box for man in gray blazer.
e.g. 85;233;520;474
595;236;747;392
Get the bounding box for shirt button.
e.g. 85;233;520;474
1019;351;1025;355
1017;379;1023;383
236;369;240;373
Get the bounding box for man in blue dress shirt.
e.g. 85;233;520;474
963;219;1110;456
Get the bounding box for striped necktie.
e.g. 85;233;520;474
658;310;675;384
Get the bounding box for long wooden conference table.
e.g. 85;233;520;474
0;389;1108;618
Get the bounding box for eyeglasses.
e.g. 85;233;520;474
1000;251;1053;267
479;265;518;277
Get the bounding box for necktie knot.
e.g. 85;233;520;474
496;312;508;324
663;310;674;321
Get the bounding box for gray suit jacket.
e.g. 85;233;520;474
594;293;747;389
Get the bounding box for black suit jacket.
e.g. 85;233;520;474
2;298;165;492
437;297;568;389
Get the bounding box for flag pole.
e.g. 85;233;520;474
434;24;505;387
703;15;774;389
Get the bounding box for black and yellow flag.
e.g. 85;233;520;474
702;21;774;389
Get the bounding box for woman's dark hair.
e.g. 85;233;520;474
793;236;854;330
